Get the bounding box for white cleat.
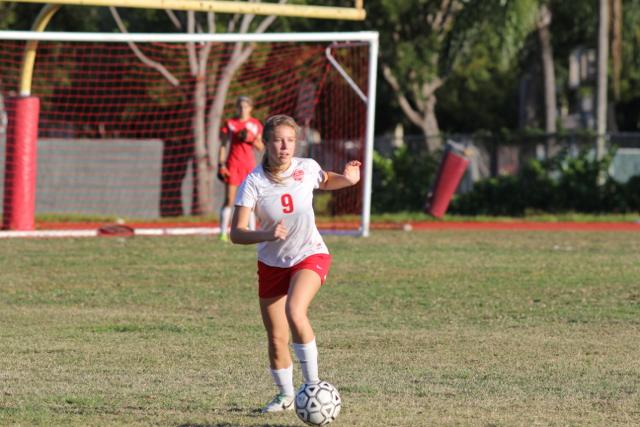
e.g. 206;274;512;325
261;393;295;413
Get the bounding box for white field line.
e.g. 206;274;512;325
0;226;360;238
0;227;220;238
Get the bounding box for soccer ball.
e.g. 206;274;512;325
295;381;341;426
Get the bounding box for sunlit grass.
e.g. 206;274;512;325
1;231;639;426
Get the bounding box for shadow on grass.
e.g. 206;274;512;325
177;404;301;427
177;408;299;427
178;424;299;427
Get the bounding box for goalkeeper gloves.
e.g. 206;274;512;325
237;128;256;144
217;164;230;183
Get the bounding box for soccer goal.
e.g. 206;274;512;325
0;31;378;236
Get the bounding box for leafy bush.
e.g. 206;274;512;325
371;144;639;216
372;146;439;213
450;147;640;215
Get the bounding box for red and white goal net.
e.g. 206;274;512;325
0;32;377;235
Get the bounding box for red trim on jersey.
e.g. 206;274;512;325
257;254;332;298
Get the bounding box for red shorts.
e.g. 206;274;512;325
226;161;255;186
257;254;332;299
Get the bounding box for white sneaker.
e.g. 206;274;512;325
261;393;294;413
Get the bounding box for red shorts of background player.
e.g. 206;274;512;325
226;161;255;186
257;254;332;298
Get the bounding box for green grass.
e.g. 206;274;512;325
1;231;639;426
32;211;640;225
367;212;640;223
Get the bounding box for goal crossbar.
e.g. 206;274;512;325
0;31;378;43
3;0;366;20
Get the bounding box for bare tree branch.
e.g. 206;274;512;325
165;10;182;30
198;41;213;76
109;7;180;87
207;12;215;34
432;0;453;30
205;0;286;170
227;14;239;32
239;11;255;34
186;11;199;75
197;12;215;78
382;64;425;129
255;0;286;33
410;79;425;111
421;77;443;98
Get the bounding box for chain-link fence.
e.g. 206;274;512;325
375;132;640;190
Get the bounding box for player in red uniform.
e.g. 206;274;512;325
230;114;361;413
217;96;264;241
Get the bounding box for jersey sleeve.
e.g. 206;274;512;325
308;159;326;189
235;174;258;208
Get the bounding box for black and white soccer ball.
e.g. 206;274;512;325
295;381;341;426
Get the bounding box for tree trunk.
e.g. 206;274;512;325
610;0;622;101
382;63;444;152
609;0;622;131
192;77;214;215
537;3;557;156
421;93;441;152
203;11;279;213
205;43;255;179
596;0;609;162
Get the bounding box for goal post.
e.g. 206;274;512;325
0;31;378;236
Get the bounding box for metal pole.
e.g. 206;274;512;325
1;30;378;43
360;33;379;237
20;4;61;96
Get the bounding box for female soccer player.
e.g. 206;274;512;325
217;96;264;241
229;114;361;413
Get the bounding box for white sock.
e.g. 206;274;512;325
220;206;232;234
270;365;294;396
293;338;319;384
248;211;256;231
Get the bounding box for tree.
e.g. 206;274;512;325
610;0;622;102
536;3;557;141
616;0;640;131
596;0;609;161
365;0;537;151
0;3;17;29
109;5;283;215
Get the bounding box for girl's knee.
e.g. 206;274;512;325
267;331;289;349
285;304;307;328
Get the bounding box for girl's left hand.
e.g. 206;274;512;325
343;160;362;185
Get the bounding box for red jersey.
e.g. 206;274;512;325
222;117;263;168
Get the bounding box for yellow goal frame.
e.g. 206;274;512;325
8;0;366;20
9;1;365;94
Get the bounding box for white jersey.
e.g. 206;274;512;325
235;157;329;267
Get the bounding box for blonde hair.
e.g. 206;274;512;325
262;114;299;183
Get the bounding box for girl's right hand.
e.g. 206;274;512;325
272;219;288;241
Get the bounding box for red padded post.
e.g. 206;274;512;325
2;96;40;230
425;148;469;218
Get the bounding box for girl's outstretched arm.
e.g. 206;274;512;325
319;160;361;190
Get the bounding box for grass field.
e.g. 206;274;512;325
1;230;639;426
